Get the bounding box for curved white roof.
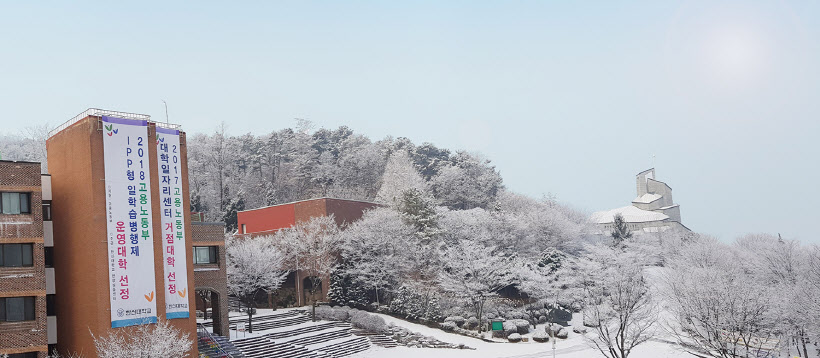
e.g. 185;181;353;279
590;205;669;224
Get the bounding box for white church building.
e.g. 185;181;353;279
591;168;690;234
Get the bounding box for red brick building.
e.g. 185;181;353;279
191;222;229;337
0;160;48;358
236;198;379;307
47;110;198;357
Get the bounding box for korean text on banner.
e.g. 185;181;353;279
102;116;158;328
156;128;190;319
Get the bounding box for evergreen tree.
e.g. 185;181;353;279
397;188;439;241
610;213;632;246
222;195;245;232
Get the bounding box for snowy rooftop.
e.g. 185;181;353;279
590;205;669;224
632;193;662;204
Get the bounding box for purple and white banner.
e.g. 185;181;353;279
156;128;190;319
102;116;158;328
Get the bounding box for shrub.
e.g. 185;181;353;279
548;323;562;335
444;316;466;327
440;321;458;332
463;316;479;330
583;314;600;328
350;310;389;334
512;319;530;334
503;321;518;336
507;333;522;343
532;330;549;343
555;327;568;339
314;306;349;322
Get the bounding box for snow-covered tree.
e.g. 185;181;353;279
376;150;427;205
92;319;192;358
278;215;341;320
397;187;440;241
516;248;581;317
582;256;656;358
226;234;289;333
340;208;414;305
431;151;503;210
664;237;778;358
438;239;516;332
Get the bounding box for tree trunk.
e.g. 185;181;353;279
247;303;253;334
375;287;380;306
312;299;317;322
476;299;484;333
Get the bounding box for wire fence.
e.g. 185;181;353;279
49;108;182;137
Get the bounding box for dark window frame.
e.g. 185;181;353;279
0;243;34;267
0;192;31;215
0;296;36;322
42;201;52;221
193;246;218;264
44;247;54;268
46;294;56;316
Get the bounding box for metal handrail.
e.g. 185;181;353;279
49;108;182;137
197;323;236;358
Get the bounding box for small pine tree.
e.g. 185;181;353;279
222;195;245;232
397;188;439;241
611;213;633;246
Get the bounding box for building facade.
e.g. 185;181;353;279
191;222;229;337
591;168;690;234
0;160;48;358
236;198;379;307
47;110;198;356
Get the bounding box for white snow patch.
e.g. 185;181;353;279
590;206;668;224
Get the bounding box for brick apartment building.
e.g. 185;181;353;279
236;198;379;307
191;221;229;337
0;160;48;358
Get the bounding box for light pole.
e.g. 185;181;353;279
162;100;169;124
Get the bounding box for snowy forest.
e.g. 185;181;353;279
2;122;820;357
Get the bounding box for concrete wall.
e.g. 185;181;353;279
635;168;654;197
646;178;673;207
47;117;197;357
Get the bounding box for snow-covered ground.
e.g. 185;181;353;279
350;267;696;358
349;310;692;358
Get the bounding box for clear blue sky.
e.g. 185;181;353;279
1;1;818;243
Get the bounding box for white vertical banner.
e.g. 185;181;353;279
156;128;190;319
102;116;158;328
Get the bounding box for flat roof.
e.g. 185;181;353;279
49;108;183;138
0;159;41;165
238;197;381;214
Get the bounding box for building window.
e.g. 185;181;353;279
0;297;36;322
193;246;218;264
9;352;38;358
46;294;56;316
1;192;30;215
44;247;54;268
42;201;52;221
0;244;34;267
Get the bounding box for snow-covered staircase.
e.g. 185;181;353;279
230;311;373;358
198;328;246;358
350;329;399;348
